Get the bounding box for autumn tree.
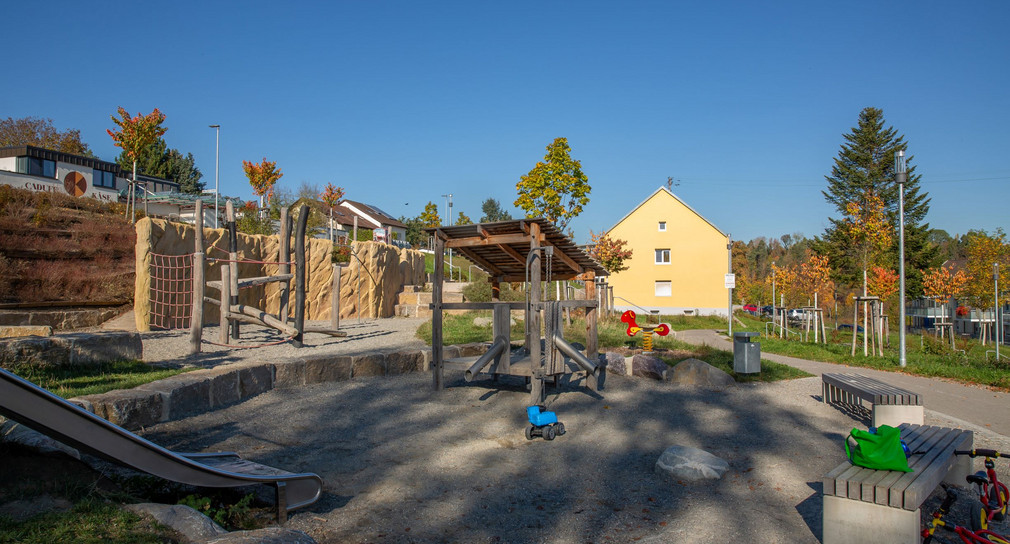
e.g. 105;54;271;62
320;183;346;242
815;107;939;294
242;158;283;206
768;262;799;307
588;230;633;274
479;198;512;223
921;264;967;302
837;190;892;296
798;253;836;309
961;229;1010;309
0;116;93;156
107;107;167;221
456;212;473;225
515;137;590;231
419;202;441;228
867;266;899;300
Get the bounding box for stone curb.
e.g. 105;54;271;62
70;345;451;431
0;331;143;367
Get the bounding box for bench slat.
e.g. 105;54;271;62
873;424;944;506
822;373;921;406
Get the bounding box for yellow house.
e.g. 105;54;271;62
607;187;730;316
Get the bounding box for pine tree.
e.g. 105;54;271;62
815;107;940;295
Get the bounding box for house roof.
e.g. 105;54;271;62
609;186;726;237
0;145;120;173
424;218;607;282
340;199;406;229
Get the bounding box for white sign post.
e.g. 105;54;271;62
725;273;736;289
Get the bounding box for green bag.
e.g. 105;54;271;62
844;425;913;472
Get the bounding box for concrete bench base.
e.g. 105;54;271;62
873;404;925;428
823;494;920;544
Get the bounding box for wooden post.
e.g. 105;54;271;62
851;300;858;356
432;234;445;390
813;293;819;343
353;216;358;242
585;271;600;391
226;200;240;340
293;205;308;348
219;265;230;345
331;263;342;331
279;206;290;324
493;303;510;375
189;199;205;354
529;222;543;405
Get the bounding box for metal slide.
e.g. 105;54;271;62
0;367;322;522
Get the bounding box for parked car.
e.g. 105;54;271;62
787;308;808;322
761;305;774;317
742;304;758;315
837;324;865;333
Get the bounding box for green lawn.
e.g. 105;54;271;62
4;361;191;399
416;311;810;383
730;312;1009;390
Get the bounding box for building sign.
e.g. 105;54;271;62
64;171;87;197
2;173;117;202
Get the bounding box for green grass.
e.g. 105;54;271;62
415;311;811;383
0;500;177;544
4;361;191;399
730;312;1010;390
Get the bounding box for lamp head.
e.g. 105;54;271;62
209;124;220;128
894;149;906;174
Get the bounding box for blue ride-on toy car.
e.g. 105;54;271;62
525;405;566;441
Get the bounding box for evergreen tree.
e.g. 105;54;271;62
479;198;512;222
815;107;939;295
116;137;204;194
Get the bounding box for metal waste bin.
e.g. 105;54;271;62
733;332;761;374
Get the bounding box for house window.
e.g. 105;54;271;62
655;281;672;297
93;170;115;188
17;157;57;178
658;221;666;231
655;249;670;264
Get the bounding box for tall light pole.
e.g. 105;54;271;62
895;149;907;367
209;125;220;229
995;263;1001;360
441;193;453;274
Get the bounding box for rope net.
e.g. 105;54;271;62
149;252;193;330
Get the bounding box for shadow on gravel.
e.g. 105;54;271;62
141;372;850;543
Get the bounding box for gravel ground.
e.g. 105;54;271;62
138;360;1010;543
115;316;1009;543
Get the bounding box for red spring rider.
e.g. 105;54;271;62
621;310;671;352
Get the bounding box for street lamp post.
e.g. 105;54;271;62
441;193;453;276
895;150;907;368
209;125;220;229
995;263;1001;360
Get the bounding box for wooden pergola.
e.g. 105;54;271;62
425;219;609;404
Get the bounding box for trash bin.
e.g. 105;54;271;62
733;332;761;374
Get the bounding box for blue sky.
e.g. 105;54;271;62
4;1;1007;244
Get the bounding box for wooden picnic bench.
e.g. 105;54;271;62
822;373;924;428
822;423;973;544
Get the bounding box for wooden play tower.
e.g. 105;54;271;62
426;219;609;404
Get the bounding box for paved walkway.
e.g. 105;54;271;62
677;329;1010;438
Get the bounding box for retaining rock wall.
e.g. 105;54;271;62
134;218;425;331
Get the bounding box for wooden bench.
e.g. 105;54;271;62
822;373;924;427
822;423;973;544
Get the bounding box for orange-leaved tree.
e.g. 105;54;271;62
107;106;167;221
921;264;967;302
242;158;283;206
768;262;799;306
867;266;899;300
588;230;633;274
320;183;345;242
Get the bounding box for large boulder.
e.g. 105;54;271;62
0;419;79;459
124;503;227;542
667;358;736;391
655;445;730;482
632;353;668;380
603;352;627;376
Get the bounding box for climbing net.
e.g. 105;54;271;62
149;252;193;330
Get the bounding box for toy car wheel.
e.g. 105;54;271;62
555;422;566;436
544;425;556;441
968;500;988;532
525;425;534;440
